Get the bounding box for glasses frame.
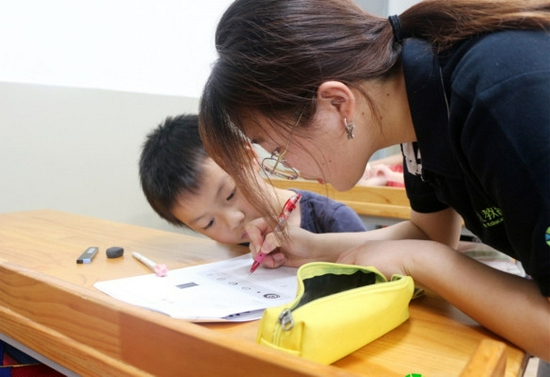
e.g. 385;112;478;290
262;150;299;180
261;110;304;180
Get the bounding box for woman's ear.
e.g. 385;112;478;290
317;81;356;121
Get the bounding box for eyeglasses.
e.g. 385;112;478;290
261;110;304;180
262;149;299;180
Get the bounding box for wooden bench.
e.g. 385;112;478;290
267;178;411;222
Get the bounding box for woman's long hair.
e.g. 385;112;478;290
200;0;550;221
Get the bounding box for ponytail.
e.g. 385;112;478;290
397;0;550;51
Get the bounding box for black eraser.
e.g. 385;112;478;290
106;246;124;259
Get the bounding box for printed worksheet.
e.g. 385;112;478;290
94;254;298;322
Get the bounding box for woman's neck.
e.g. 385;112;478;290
361;69;417;148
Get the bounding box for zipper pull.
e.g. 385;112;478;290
278;308;294;331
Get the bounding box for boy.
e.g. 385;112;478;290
139;114;365;244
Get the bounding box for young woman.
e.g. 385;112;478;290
198;0;550;362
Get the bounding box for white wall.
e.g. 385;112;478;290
0;82;200;233
388;0;420;14
0;1;233;233
0;0;233;98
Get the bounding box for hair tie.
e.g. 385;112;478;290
388;15;408;43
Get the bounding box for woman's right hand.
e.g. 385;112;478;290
245;218;337;269
245;214;429;270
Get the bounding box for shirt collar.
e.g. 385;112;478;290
402;39;462;179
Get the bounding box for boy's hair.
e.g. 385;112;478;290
139;114;208;227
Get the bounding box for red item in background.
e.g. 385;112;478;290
1;341;64;377
387;164;405;187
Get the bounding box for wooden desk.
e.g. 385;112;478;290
0;210;528;376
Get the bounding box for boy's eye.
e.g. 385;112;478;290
226;188;236;201
203;219;215;230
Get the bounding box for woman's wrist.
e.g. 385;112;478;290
310;232;368;262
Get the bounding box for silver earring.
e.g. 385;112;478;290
344;118;355;140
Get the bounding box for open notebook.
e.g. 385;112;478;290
94;253;298;322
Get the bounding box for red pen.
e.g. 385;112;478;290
250;193;302;273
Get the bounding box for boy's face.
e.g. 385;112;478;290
171;158;263;244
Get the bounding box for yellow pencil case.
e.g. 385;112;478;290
256;262;415;364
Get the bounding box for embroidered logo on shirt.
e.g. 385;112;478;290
476;206;504;228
